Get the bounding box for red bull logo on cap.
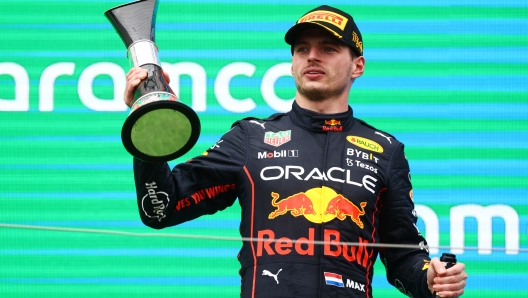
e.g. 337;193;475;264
268;187;367;228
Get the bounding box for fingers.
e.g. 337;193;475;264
433;279;466;297
430;257;447;276
124;67;148;107
434;263;467;285
432;263;468;297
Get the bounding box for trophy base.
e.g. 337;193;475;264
122;93;200;162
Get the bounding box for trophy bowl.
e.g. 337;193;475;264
105;0;200;162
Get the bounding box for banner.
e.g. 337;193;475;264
0;1;527;297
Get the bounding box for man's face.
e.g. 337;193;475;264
291;28;359;102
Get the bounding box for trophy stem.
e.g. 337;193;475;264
128;40;161;69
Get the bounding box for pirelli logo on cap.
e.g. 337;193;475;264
297;10;348;31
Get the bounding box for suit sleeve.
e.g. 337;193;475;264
133;122;247;229
378;143;431;297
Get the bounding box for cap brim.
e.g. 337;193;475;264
285;22;339;45
285;22;362;57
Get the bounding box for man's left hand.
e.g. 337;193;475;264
427;257;467;297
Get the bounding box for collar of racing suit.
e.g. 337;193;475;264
289;100;355;132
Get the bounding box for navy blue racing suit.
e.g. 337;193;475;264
133;101;431;297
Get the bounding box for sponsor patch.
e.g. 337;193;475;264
257;228;370;267
323;119;343;131
346;279;366;292
375;131;392;144
325;119;340;126
323;126;343;132
268;187;367;227
264;130;291;147
250;120;266;129
346;136;384;153
142;182;169;222
258;150;298;159
262;269;282;284
324;272;344;287
298;10;348;31
351;32;363;56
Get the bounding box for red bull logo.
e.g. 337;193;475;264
269;192;316;219
325;119;341;126
256;228;370;268
323;119;342;132
324;195;367;229
268;187;366;228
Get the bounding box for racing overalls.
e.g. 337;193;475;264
133;101;432;297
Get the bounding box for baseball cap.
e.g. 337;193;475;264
285;5;363;57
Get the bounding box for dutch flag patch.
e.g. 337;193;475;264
324;272;344;288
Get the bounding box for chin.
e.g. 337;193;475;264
300;87;328;102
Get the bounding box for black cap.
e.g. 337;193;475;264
285;5;363;57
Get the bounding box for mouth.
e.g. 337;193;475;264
304;67;325;75
303;67;326;80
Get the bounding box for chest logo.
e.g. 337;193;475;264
268;187;366;228
346;136;383;153
264;130;291;147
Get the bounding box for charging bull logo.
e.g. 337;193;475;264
325;119;341;126
268;187;366;228
324;195;367;228
269;192;316;219
323;119;342;131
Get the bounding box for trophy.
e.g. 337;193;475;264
105;0;200;162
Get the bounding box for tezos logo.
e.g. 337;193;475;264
142;182;169;222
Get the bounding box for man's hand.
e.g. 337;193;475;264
123;67;171;107
427;257;467;297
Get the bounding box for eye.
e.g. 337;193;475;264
324;47;337;52
296;46;308;53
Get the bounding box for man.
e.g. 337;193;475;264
124;5;467;298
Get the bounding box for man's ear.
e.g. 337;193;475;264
351;56;365;79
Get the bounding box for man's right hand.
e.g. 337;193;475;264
123;67;171;107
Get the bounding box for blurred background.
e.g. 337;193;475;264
0;0;527;297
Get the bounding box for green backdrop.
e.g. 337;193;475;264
1;0;527;297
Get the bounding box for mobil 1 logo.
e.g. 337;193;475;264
258;150;298;159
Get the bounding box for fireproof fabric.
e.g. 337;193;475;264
133;101;431;298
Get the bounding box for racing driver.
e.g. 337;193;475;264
123;5;467;298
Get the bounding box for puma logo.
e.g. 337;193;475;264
250;120;266;129
375;131;392;144
262;268;282;284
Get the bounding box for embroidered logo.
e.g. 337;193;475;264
264;130;291;147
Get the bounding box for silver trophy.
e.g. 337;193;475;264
105;0;200;162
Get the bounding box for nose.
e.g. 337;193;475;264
307;47;322;62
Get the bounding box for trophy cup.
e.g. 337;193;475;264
105;0;200;162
